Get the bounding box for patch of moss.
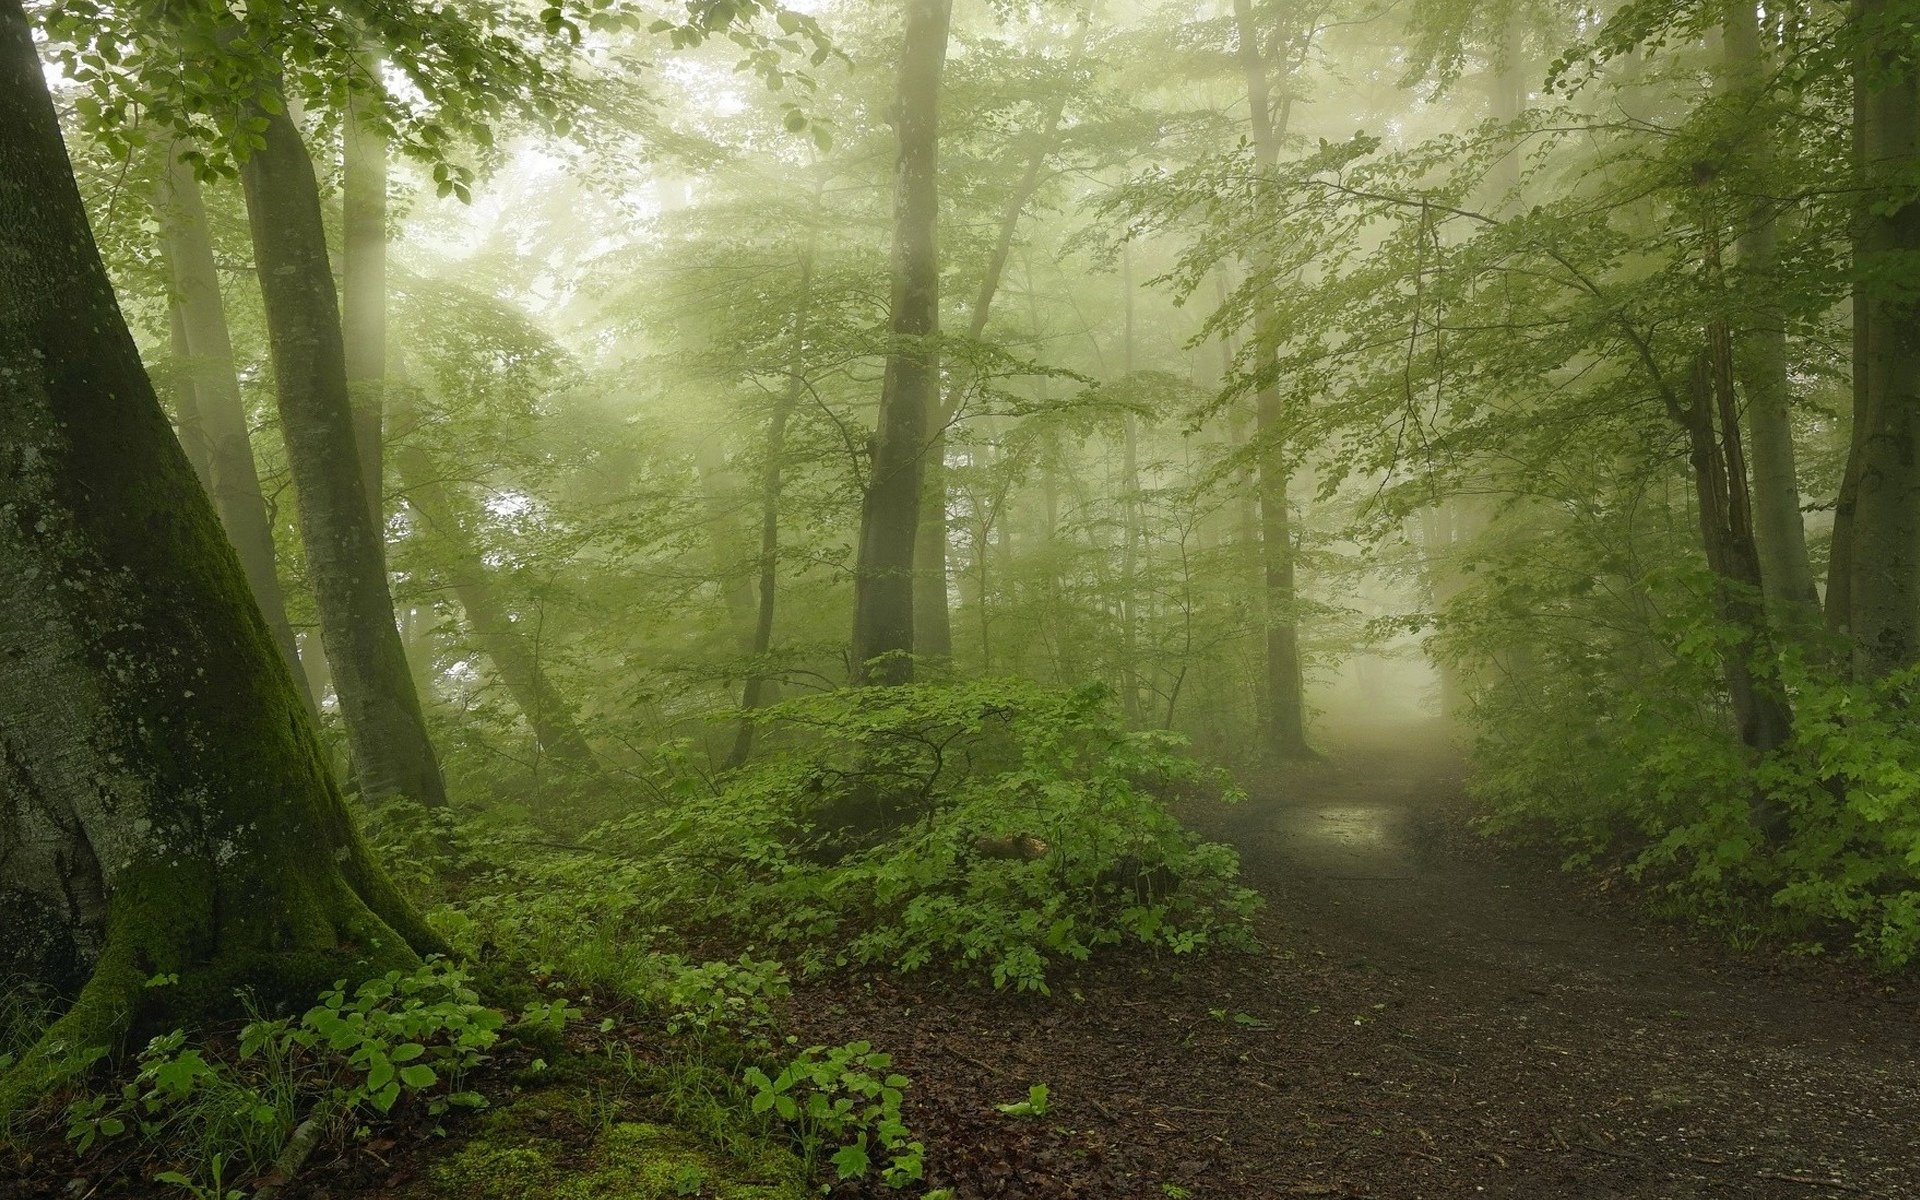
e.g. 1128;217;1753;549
420;1090;809;1200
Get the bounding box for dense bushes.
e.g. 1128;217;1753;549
1466;570;1920;967
450;680;1259;994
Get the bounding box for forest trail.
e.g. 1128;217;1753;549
792;729;1920;1199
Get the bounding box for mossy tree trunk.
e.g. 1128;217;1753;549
237;86;447;806
850;0;952;686
0;0;440;1115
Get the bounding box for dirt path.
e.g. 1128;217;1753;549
794;731;1920;1199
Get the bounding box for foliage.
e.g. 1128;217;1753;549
1468;569;1920;966
55;962;502;1187
562;679;1262;992
743;1040;922;1186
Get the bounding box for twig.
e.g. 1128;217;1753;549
1754;1172;1865;1193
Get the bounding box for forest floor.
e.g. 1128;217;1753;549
792;724;1920;1199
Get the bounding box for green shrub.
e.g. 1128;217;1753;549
1469;572;1920;967
555;679;1261;992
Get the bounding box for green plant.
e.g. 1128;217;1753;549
155;1151;245;1200
570;680;1260;992
57;960;506;1186
995;1082;1050;1117
743;1040;923;1187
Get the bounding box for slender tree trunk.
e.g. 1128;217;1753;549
1232;0;1311;757
166;300;216;491
851;0;952;686
1828;43;1874;636
156;153;315;714
390;386;595;772
1117;241;1144;721
343;45;388;535
237;89;447;806
913;19;1087;661
697;441;758;642
0;3;438;1113
1724;0;1819;613
732;240;817;766
1843;0;1920;678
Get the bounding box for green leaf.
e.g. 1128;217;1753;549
399;1064;438;1090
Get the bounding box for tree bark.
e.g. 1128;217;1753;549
1843;0;1920;679
1232;0;1311;757
237;89;447;805
0;0;439;1113
343;45;389;536
1724;0;1819;614
156;153;315;714
850;0;952;686
390;385;596;772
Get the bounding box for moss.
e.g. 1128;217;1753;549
416;1091;809;1200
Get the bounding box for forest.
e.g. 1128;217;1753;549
3;0;1920;1195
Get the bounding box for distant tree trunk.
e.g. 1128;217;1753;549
1724;0;1818;614
1117;241;1145;722
0;2;439;1113
850;0;952;686
696;440;758;642
238;88;447;806
913;18;1086;662
1675;328;1792;835
156;153;314;714
1232;0;1311;757
342;46;388;535
732;240;817;766
1843;0;1920;679
165;301;216;490
390;384;595;772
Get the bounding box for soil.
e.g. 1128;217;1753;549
790;725;1920;1199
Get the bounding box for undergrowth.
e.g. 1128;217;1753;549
1468;574;1920;968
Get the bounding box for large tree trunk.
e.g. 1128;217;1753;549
391;383;596;772
238;90;447;805
156;153;315;714
0;1;438;1113
1843;0;1920;679
850;0;952;686
1724;0;1819;614
343;45;389;536
1232;0;1311;757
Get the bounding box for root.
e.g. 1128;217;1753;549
0;935;144;1127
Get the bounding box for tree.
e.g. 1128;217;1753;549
0;0;439;1113
154;153;316;714
238;88;448;805
1842;0;1920;679
1231;0;1312;757
849;0;954;685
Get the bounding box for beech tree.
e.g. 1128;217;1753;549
849;0;953;685
0;0;439;1112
